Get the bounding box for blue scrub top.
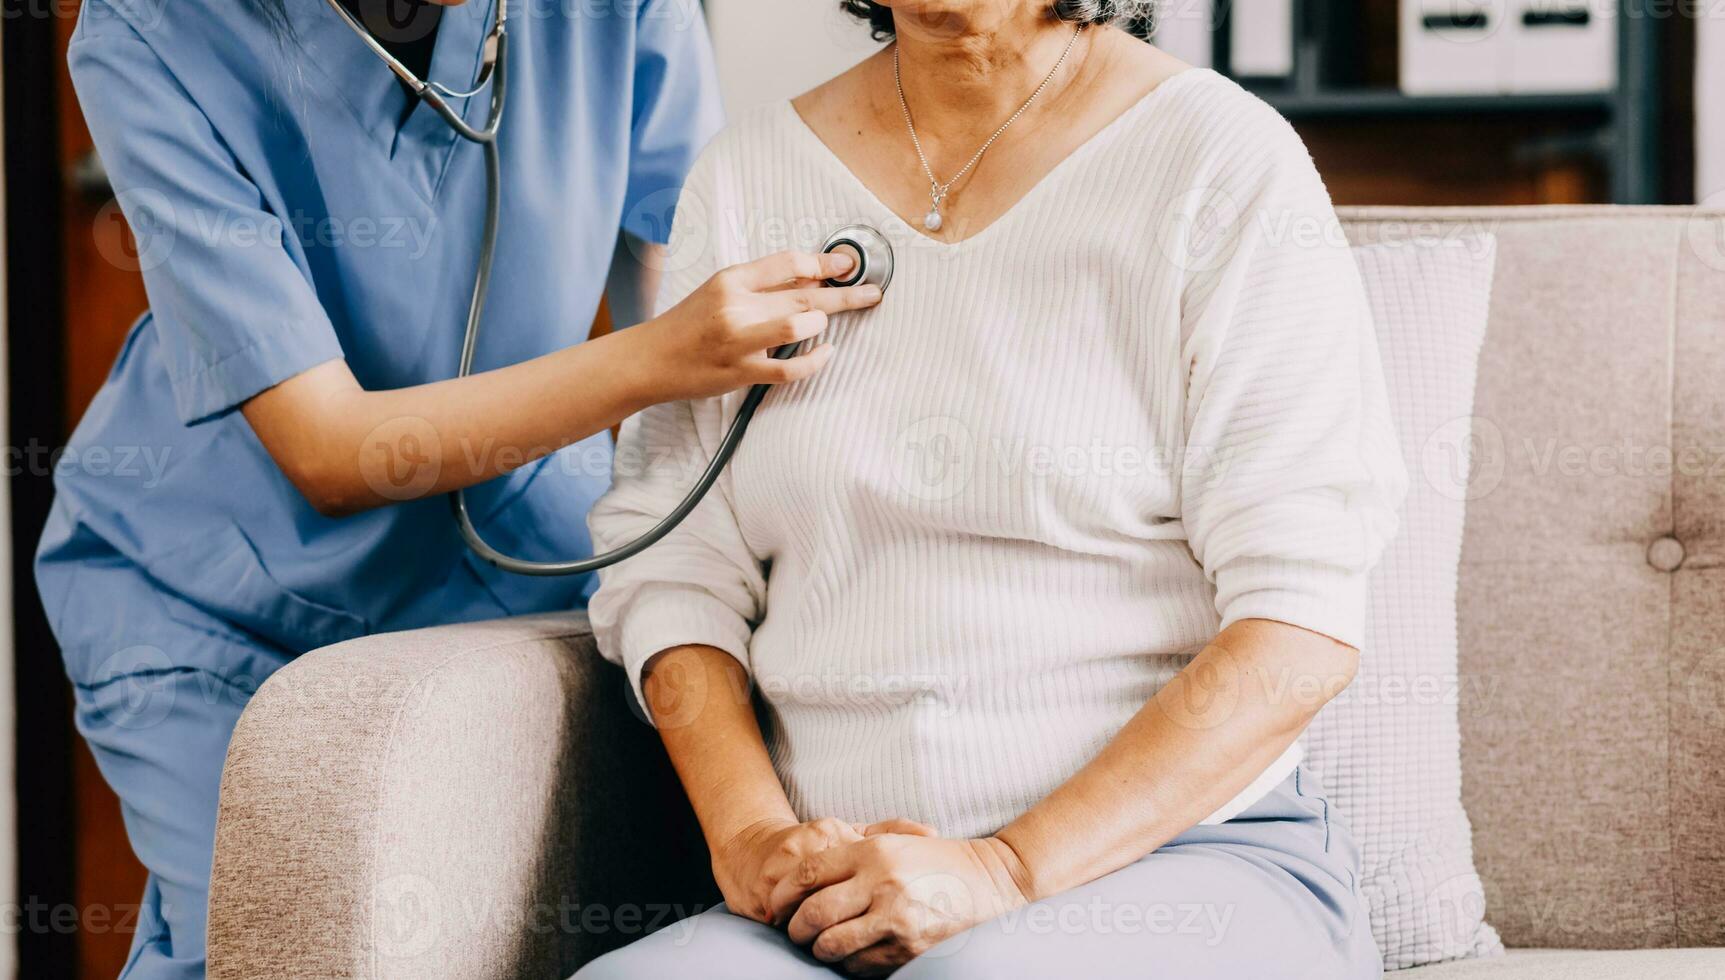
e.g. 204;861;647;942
37;0;723;684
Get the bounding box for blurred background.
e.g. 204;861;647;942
0;0;1719;976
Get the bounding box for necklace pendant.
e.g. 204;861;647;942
924;187;946;231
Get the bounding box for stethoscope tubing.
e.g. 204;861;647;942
326;3;826;576
436;25;775;577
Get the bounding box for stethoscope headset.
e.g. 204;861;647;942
322;0;894;576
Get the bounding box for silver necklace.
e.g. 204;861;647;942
895;24;1085;233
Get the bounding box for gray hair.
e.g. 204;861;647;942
840;1;1160;40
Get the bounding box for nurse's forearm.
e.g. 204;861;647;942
989;619;1357;902
242;330;666;516
243;249;878;517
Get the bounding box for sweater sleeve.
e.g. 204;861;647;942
1175;113;1407;650
587;148;767;722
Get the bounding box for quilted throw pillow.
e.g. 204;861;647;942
1304;235;1504;969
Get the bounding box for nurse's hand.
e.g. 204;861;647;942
630;250;883;401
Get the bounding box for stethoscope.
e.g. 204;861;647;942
323;0;894;576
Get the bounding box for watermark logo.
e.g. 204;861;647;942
93;189;437;274
373;873;442;960
1688;190;1725;273
1421;414;1506;502
95;187;177;273
359;416;442;502
87;646;178;730
628;186;709;277
891;416;975;502
1420;0;1509;44
887;871;976;960
1154;185;1244;275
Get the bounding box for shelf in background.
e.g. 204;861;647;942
1200;0;1672;203
1253;88;1617;121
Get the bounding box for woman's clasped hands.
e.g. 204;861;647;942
715;815;1036;977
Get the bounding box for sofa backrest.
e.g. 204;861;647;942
1339;206;1725;950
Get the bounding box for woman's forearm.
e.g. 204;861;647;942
642;644;798;851
991;618;1358;902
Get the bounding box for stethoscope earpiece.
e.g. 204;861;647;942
821;224;894;295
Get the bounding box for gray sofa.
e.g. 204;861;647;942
206;207;1725;979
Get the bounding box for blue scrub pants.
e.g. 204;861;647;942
576;767;1381;980
71;633;287;979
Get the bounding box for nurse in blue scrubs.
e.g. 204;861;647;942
36;1;879;977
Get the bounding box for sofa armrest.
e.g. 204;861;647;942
207;613;716;980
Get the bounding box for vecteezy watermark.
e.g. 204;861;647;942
1420;0;1511;44
896;871;1238;962
1689;189;1725;273
1154;185;1248;275
5;0;708;35
1420;415;1506;503
79;649;279;731
514;0;706;32
626;185;708;276
83;646;180;731
992;897;1237;945
754;670;972;714
7;439;173;488
355;423;624;503
1326;670;1501;712
6;0;167;29
94;190;439;274
94;188;178;274
1153;186;1501;276
891;416;976;502
0;898;145;937
627;196;961;279
358;416;444;502
888;415;1237;503
1420;415;1725;502
370;874;712;961
373;873;444;960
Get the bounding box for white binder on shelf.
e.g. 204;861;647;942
1153;0;1214;69
1230;0;1295;78
1401;0;1510;95
1504;1;1616;94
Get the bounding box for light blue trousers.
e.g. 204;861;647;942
576;767;1382;980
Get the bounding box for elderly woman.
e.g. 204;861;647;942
578;1;1404;977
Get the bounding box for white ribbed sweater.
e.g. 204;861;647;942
589;70;1407;838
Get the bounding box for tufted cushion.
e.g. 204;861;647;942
1340;206;1725;955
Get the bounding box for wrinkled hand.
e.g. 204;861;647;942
714;817;924;924
771;834;1033;977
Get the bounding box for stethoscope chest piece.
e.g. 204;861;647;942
821;224;894;295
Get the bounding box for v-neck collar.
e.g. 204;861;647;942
294;0;496;175
784;68;1212;252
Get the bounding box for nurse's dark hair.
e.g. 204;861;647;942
841;0;1158;39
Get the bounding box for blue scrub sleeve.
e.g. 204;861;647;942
68;22;346;426
621;0;725;245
